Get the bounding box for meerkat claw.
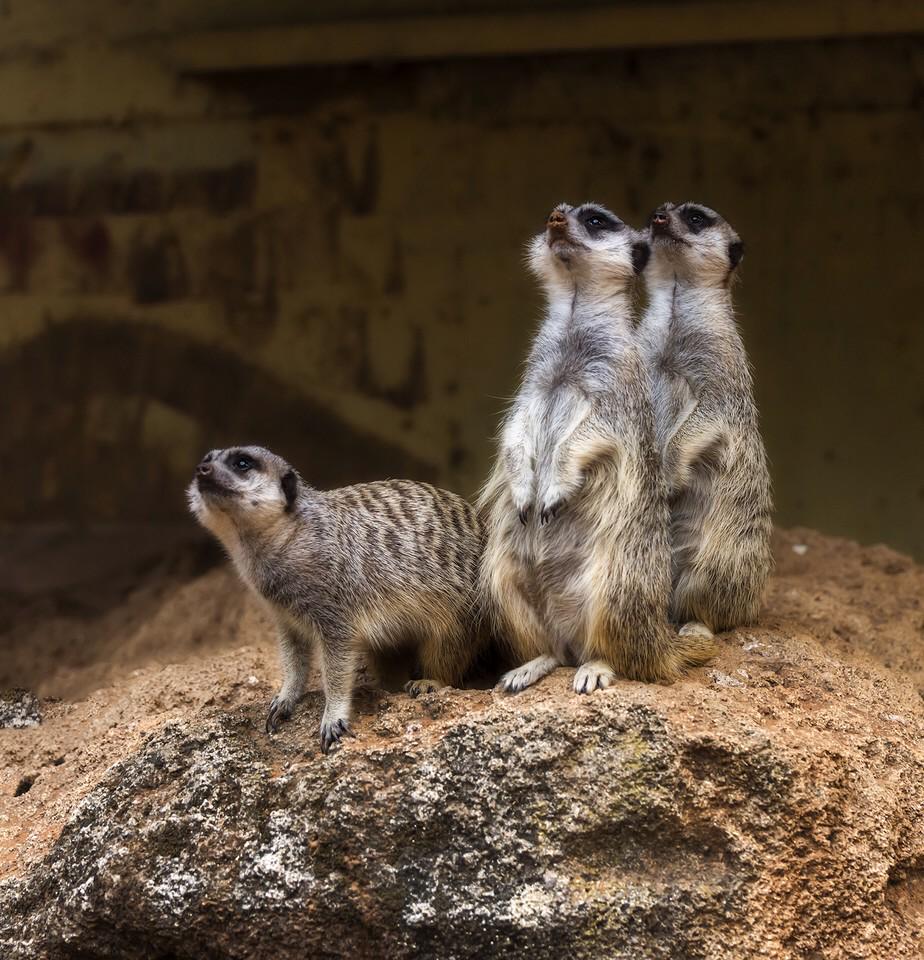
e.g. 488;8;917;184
573;661;616;694
539;500;563;524
518;505;531;525
265;695;292;735
404;679;442;698
320;718;354;755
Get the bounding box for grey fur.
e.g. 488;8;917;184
187;446;485;753
639;202;774;634
478;203;715;692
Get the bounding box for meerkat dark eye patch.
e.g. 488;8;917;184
728;240;744;268
230;452;258;472
683;207;716;234
281;470;299;511
631;241;651;274
581;208;622;233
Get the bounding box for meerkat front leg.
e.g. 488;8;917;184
266;622;312;734
499;654;560;693
317;630;359;754
502;407;537;524
538;422;620;523
662;411;727;497
535;398;592;523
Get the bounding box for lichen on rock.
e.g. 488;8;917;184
0;690;41;729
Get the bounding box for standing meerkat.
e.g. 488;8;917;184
478;203;715;693
638;201;773;637
187;446;485;753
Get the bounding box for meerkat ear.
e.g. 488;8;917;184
728;241;745;269
280;470;299;511
631;241;651;274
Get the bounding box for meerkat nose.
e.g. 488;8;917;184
547;210;568;229
652;212;669;226
196;462;213;477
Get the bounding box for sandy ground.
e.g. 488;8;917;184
1;524;922;882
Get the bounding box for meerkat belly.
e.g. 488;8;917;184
356;584;465;646
534;513;596;663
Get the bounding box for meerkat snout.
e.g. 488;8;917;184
648;205;682;242
650;208;670;229
547;209;568;229
545;205;573;250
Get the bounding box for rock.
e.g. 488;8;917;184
0;690;41;729
0;528;923;958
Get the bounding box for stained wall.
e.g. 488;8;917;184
1;5;921;555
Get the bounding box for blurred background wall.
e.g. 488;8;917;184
1;1;922;557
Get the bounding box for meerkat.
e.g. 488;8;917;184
187;446;485;753
478;203;716;694
638;201;773;637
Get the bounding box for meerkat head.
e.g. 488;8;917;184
527;202;650;296
646;202;744;286
187;445;301;542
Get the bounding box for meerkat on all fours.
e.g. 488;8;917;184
638;201;773;638
478;203;716;694
187;446;485;753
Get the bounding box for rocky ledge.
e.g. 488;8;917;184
1;528;923;959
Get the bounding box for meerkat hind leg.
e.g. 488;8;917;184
679;621;714;640
500;654;560;693
367;646;416;692
573;659;616;694
405;625;468;698
405;678;446;698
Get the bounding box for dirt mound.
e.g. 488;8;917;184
0;527;922;958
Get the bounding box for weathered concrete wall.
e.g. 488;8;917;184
0;6;922;555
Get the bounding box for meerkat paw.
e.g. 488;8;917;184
538;499;564;524
537;484;571;524
265;694;294;735
510;488;533;525
319;714;356;755
538;489;565;524
404;678;445;698
499;655;559;693
573;660;616;694
679;621;714;640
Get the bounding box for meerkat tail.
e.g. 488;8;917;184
583;586;681;685
670;628;718;673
